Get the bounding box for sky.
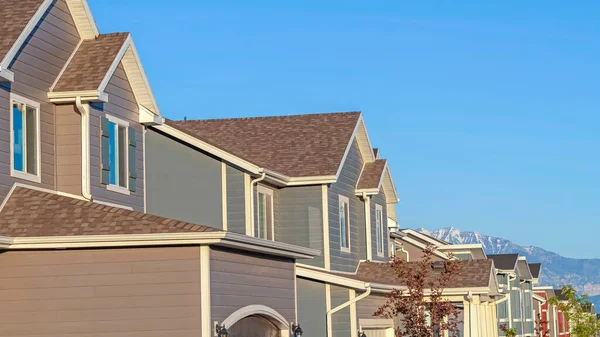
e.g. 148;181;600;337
89;0;600;258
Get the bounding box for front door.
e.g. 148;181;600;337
228;316;279;337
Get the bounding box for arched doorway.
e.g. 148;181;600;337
221;305;290;337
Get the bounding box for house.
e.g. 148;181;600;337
393;228;488;261
489;254;538;337
0;1;321;336
143;112;404;336
534;286;561;337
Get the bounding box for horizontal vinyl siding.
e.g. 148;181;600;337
226;166;246;234
209;247;296;324
145;129;223;228
279;185;324;268
297;278;327;337
89;63;144;211
356;293;387;320
0;247;202;337
331;285;351;337
55;104;82;196
0;0;80;199
328;139;363;272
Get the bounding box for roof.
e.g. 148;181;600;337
554;289;568;301
0;186;220;237
357;159;387;190
166;112;362;178
488;254;519;270
529;263;542;278
336;259;494;289
0;0;45;63
53;33;129;92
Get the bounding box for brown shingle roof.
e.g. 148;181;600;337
488;254;519;270
0;0;45;63
0;187;220;237
529;263;542;278
53;33;129;92
166;112;362;177
357;159;387;190
335;259;493;289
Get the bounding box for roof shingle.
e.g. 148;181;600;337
357;159;387;190
488;254;519;270
166;112;361;177
0;187;220;237
335;259;493;288
529;263;542;278
52;33;129;92
0;0;45;63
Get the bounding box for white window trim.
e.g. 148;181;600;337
105;114;130;195
338;195;351;253
9;93;41;184
375;204;384;257
256;185;275;241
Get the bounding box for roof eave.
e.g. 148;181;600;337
0;67;14;82
48;90;109;103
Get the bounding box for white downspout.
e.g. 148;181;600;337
327;283;371;337
467;291;474;337
249;172;266;236
75;97;92;201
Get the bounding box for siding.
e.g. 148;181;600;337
297;277;327;337
0;246;202;337
55;104;81;196
371;190;389;262
356;293;387;320
279;185;324;268
331;285;351;337
400;240;444;262
210;247;296;324
145;128;223;228
0;0;80;199
328;139;363;272
89;63;144;211
226;165;246;234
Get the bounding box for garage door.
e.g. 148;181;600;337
228;316;280;337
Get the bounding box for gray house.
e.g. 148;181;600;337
144;112;401;336
0;1;320;336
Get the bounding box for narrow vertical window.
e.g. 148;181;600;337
101;115;134;194
339;195;350;252
10;94;40;183
256;186;274;240
375;204;384;256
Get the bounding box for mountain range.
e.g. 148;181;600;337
418;227;600;307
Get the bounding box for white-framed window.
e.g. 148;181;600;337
100;114;136;195
339;195;351;253
375;204;384;256
9;93;41;183
256;185;274;240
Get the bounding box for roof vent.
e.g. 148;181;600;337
432;261;446;272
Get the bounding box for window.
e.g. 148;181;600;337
375;204;384;256
339;195;350;252
256;186;274;240
10;94;40;183
101;115;136;194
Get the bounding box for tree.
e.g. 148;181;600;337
548;284;600;337
374;245;463;337
499;324;517;337
534;312;549;337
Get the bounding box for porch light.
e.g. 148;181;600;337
215;324;229;337
292;323;303;336
358;331;367;337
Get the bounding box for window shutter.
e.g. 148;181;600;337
100;116;110;185
128;126;137;192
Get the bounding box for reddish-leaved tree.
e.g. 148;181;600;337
374;245;463;337
534;312;550;337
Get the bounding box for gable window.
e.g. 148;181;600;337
256;186;274;240
375;204;384;256
339;195;350;252
10;94;40;183
100;115;136;194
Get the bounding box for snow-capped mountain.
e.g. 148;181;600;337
418;227;600;307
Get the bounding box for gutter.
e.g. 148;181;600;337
327;283;372;337
75;97;93;201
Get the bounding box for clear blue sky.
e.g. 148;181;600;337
89;0;600;258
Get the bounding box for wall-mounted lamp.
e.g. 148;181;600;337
292;323;303;336
358;330;367;337
215;324;229;337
